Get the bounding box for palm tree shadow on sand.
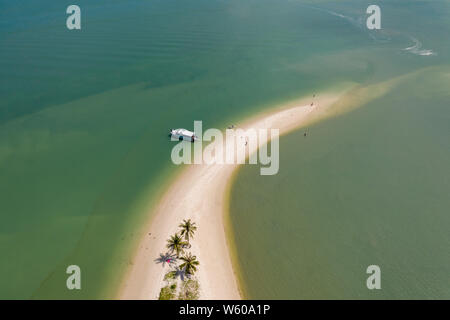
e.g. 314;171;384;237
155;252;177;267
174;267;186;282
155;253;187;281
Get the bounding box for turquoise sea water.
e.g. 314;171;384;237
0;0;448;299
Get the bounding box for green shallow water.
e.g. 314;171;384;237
1;0;449;299
0;0;369;299
229;69;450;299
229;1;450;299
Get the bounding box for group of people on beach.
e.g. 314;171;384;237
304;93;316;137
227;93;316;141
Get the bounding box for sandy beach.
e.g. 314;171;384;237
118;91;347;300
4;0;448;301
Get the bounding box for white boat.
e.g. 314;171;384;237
169;128;199;142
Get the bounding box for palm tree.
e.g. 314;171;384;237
179;219;197;244
166;233;187;257
179;253;200;276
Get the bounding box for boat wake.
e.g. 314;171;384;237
302;4;436;57
308;5;364;29
402;36;436;56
